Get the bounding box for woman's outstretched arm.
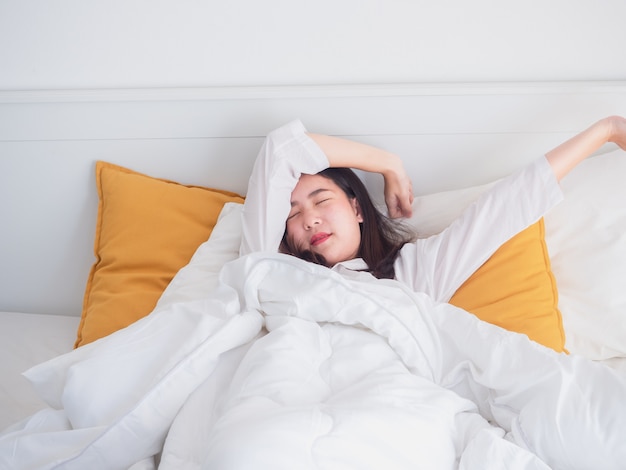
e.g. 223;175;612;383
307;116;626;219
546;115;626;181
311;116;626;216
307;133;414;219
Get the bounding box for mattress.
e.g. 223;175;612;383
0;311;80;430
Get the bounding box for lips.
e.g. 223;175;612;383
310;232;330;246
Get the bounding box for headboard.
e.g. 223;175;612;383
1;81;625;316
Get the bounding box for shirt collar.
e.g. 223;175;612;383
331;258;376;281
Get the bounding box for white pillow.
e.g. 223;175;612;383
409;181;495;236
544;148;626;359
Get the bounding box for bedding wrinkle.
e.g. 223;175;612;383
228;317;334;406
273;255;441;380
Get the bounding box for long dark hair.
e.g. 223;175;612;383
280;167;416;279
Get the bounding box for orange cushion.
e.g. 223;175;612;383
75;161;244;347
449;219;566;352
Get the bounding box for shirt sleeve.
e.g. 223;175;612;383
239;120;329;256
394;156;564;303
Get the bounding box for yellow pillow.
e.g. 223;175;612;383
76;161;244;347
449;219;566;352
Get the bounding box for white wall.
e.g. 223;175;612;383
1;0;625;90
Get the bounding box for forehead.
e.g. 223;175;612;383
290;173;340;202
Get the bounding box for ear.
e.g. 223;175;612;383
351;198;364;223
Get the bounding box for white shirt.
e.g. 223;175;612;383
240;119;563;303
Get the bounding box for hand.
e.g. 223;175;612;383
383;163;414;219
607;115;626;151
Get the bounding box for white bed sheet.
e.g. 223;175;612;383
0;311;79;430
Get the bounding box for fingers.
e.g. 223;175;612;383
397;191;414;218
383;165;414;218
391;204;412;219
386;192;414;219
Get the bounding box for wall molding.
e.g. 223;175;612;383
1;81;626;104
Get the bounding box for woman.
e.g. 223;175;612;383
233;116;626;468
241;116;626;304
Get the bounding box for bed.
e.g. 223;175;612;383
1;81;626;469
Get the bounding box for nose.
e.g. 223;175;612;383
303;209;321;230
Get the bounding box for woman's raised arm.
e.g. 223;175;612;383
307;133;414;218
546;115;626;181
240;121;329;256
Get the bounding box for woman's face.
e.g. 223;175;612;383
286;173;363;266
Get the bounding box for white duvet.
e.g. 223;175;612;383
2;204;625;470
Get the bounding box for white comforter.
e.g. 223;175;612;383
2;207;625;470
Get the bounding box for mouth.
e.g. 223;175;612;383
310;232;330;246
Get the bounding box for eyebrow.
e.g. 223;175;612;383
290;188;332;207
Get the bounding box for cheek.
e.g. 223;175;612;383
333;205;362;229
285;220;305;244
